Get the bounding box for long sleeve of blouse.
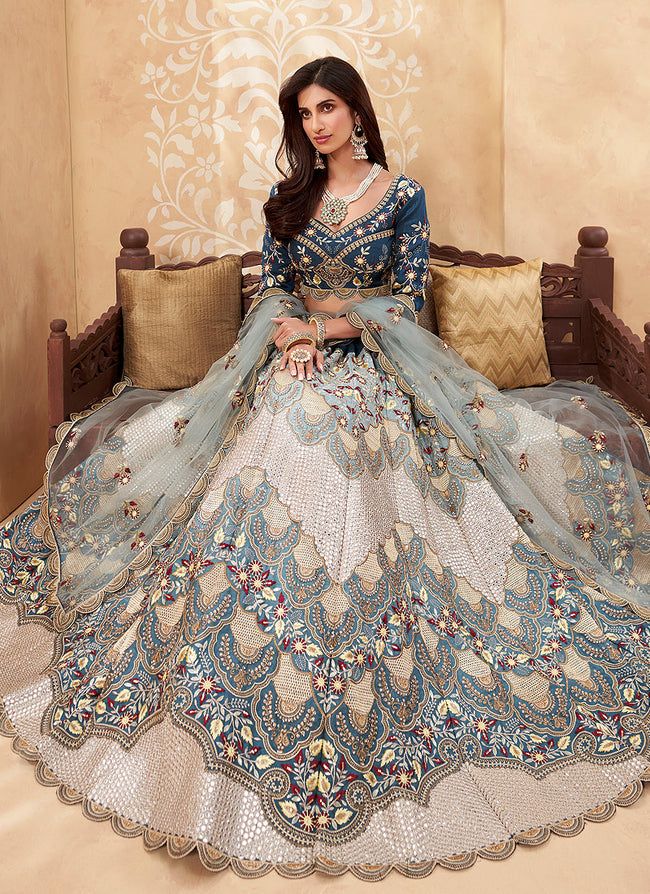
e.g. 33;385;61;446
390;180;430;313
259;181;296;298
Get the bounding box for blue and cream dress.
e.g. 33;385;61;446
0;173;649;879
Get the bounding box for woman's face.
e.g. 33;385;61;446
297;83;358;156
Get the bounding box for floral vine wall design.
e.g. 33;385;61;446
139;0;424;261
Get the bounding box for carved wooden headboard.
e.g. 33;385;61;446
46;225;650;446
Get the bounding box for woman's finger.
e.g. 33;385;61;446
305;355;314;380
289;358;297;377
316;350;324;372
279;350;288;370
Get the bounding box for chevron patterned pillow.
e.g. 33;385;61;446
430;258;552;389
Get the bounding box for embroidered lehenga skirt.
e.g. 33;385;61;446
1;290;650;878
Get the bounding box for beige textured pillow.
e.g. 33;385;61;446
118;256;242;390
430;258;552;389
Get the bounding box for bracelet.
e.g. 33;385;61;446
281;331;315;352
308;316;326;351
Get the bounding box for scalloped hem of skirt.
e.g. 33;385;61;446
2;705;649;881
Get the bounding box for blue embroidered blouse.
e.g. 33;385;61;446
259;173;430;317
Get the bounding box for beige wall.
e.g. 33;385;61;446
0;1;75;519
504;0;650;337
2;0;649;516
66;2;161;329
65;0;503;333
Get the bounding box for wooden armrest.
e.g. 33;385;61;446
589;298;650;421
47;304;123;446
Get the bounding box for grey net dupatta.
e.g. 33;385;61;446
47;289;650;616
347;297;650;612
47;289;304;612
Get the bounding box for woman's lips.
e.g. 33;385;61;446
315;135;331;144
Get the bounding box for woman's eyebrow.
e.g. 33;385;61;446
297;99;337;111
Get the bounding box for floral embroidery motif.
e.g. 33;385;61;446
65;429;78;451
518;452;529;471
130;531;146;550
230;389;245;409
224;341;240;370
114;466;132;485
576;517;596;541
173;417;190;445
123;500;140;520
589;430;607;452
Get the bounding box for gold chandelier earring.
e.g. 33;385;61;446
314;148;325;170
350;121;368;160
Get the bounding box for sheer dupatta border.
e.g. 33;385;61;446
37;378;134;629
607;392;650;456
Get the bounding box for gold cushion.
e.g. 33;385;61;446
430;258;552;389
118;256;242;390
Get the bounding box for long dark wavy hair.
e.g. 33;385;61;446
264;57;388;242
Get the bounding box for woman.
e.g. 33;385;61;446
1;56;649;878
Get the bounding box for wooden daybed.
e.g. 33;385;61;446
47;225;650;446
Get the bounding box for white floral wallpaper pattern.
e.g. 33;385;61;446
139;0;424;260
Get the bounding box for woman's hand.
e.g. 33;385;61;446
271;316;323;380
271;316;314;351
279;341;324;380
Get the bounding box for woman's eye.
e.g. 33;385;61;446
301;105;334;118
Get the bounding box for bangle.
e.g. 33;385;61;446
282;332;315;352
315;319;326;351
308;316;326;351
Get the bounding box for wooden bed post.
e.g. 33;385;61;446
574;226;614;309
115;227;155;303
47;319;71;446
